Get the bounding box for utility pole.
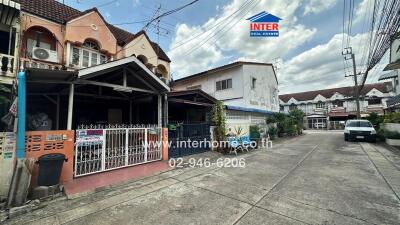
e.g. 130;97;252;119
342;47;361;119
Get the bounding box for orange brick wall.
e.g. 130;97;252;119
25;130;74;188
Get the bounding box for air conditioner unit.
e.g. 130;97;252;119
32;47;58;63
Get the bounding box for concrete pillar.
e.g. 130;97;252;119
157;94;162;127
67;83;74;130
16;71;26;159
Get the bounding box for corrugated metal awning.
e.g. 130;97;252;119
378;70;398;81
383;61;400;71
225;105;276;115
0;0;20;26
387;94;400;107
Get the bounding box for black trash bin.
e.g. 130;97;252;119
37;153;66;186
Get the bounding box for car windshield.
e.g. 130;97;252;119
346;121;372;128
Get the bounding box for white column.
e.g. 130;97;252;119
157;94;162;127
67;83;74;130
66;42;71;66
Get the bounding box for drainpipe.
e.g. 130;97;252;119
16;71;26;159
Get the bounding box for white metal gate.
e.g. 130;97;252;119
74;125;162;177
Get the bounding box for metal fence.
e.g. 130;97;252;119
74;125;162;177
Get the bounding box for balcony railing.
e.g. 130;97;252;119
0;53;16;77
20;58;64;71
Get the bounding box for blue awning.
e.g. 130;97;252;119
225;105;276;115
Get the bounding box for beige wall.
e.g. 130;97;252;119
21;13;65;62
123;33;170;78
20;11;170;73
65;12;117;55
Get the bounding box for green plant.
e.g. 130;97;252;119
266;116;277;124
366;112;384;129
0;84;11;105
383;112;400;123
273;112;287;135
234;126;244;137
249;125;260;139
212;101;226;146
268;126;277;139
384;131;400;139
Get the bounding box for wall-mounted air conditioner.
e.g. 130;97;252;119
32;47;58;63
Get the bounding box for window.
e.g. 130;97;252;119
216;79;232;91
251;77;256;89
316;101;325;109
334;100;343;107
367;97;381;105
70;44;107;68
289;103;297;110
280;106;284;111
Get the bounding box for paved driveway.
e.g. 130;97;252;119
6;132;400;225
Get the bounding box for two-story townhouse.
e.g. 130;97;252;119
279;82;394;129
17;0;172;131
173;61;279;135
7;0;176;188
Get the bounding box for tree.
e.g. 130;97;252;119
212;101;226;145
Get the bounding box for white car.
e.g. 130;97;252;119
344;119;376;142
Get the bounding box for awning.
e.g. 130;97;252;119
383;61;400;71
328;112;349;117
168;89;217;107
78;56;170;93
378;70;398;81
225;105;275;115
0;0;20;26
26;68;77;93
387;94;400;108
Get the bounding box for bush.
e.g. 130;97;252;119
268;126;277;139
249;125;260;139
383;112;400;123
366;112;384;129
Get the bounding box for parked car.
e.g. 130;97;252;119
344;120;376;142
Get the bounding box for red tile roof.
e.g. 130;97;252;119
279;82;390;103
20;0;170;62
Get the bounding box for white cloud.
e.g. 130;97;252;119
278;32;385;94
168;0;328;78
303;0;336;15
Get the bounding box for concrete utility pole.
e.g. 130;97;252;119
342;47;361;119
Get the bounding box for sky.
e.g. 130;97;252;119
63;0;387;94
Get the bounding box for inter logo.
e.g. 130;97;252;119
246;11;282;37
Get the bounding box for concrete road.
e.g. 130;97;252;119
5;132;400;225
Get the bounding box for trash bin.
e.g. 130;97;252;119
37;153;66;186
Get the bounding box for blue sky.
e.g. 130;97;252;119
63;0;384;94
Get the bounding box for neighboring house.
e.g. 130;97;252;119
173;61;279;134
0;0;20;85
279;82;394;129
379;70;400;112
19;0;171;81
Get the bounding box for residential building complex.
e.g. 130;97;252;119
279;82;394;129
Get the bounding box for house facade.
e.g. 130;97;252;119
0;0;20;85
1;0;175;200
18;1;170;79
279;82;394;129
173;61;279;134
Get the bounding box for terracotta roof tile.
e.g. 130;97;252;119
20;0;170;62
279;82;390;103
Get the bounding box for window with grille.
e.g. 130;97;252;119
216;79;232;91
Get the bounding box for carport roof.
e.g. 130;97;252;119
77;56;170;92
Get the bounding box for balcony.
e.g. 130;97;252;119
0;53;16;76
20;58;65;71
